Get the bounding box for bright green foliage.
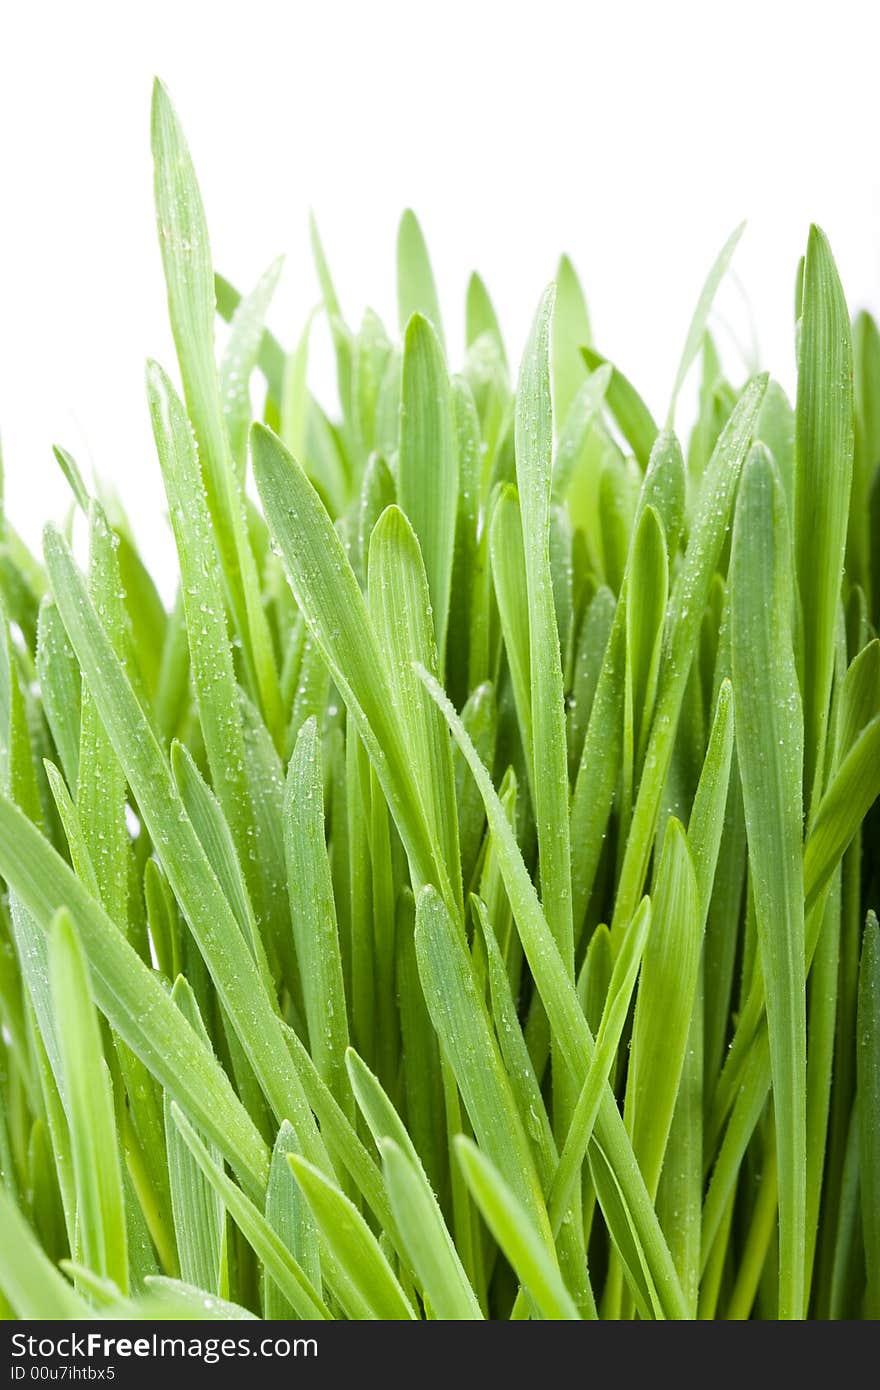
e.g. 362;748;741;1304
0;83;877;1322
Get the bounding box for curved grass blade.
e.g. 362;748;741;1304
215;272;284;399
550;897;652;1233
552;365;612;500
0;793;268;1194
414;886;553;1247
145;1279;257;1319
581;347;658;468
624;819;700;1203
803;714;880;913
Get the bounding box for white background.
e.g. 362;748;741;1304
1;0;878;587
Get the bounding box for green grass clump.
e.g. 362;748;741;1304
0;79;878;1322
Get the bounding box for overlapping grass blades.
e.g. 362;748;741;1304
0;80;878;1321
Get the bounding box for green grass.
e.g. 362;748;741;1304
0;78;878;1321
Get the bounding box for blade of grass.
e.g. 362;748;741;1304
367;504;462;914
379;1138;483;1319
252;422;450;908
455;1138;580;1321
288;1155;416;1320
857;912;880;1316
552;254;592;426
398;315;457;663
0;794;268;1195
49;909;128;1291
610;373;767;944
170;1104;330;1320
730;444;806;1319
44;527;329;1170
220;257;284;478
795;226;854;808
668;223;745;423
284;717;351;1114
397;210;445;353
151;80;282;743
581;348;658;468
416;666;689;1319
0;1187;89;1319
264;1120;322;1319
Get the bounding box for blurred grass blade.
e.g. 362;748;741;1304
581;347;658;468
220;257;283;477
857;913;879;1316
668;222;745;422
552;254;592;426
397;210;445;352
466;272;506;365
0;1188;89;1319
